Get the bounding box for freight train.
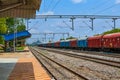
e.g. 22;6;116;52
39;32;120;52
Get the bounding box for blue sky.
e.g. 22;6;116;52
27;0;120;43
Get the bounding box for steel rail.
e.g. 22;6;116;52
29;47;57;80
40;47;120;68
31;47;89;80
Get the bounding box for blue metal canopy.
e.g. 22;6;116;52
3;30;31;41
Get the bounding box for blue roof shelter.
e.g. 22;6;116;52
3;30;31;41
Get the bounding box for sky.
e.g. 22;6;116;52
27;0;120;44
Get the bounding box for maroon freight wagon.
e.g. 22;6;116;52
54;41;60;48
70;39;77;48
88;35;103;50
103;32;120;49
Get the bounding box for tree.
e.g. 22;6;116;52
6;18;26;33
94;34;101;36
6;18;15;33
66;36;77;40
17;24;26;32
0;36;4;44
0;24;7;34
103;28;120;35
5;18;26;47
0;18;7;34
60;38;65;41
0;18;7;45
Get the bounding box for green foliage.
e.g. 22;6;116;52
0;24;7;34
49;40;52;42
60;36;77;41
0;36;4;44
60;38;65;41
0;18;7;46
94;34;101;36
0;18;7;34
6;18;26;33
16;47;25;50
103;28;120;35
6;18;15;33
0;18;6;23
66;36;77;40
17;24;26;32
0;18;26;48
6;18;14;27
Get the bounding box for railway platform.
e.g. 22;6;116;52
0;47;51;80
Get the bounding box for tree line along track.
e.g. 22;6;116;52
29;47;89;80
37;47;120;68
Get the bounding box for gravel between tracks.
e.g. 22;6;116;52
33;48;84;80
40;49;120;80
45;48;120;62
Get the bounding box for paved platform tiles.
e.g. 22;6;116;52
0;51;51;80
0;58;18;80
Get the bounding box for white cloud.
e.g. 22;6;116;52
41;11;54;15
116;0;120;4
71;0;84;4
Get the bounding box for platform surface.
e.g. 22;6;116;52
0;48;51;80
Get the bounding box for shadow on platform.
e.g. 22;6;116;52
7;62;35;80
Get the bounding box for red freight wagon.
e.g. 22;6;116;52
88;35;103;49
103;32;120;49
54;41;60;47
70;39;77;48
47;43;52;47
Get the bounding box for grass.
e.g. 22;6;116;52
0;47;3;50
0;46;25;51
16;47;25;51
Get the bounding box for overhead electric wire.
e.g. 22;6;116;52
91;0;112;10
43;0;61;12
43;0;62;21
44;0;46;12
63;20;72;29
105;20;113;28
46;0;53;11
50;0;61;11
93;4;117;14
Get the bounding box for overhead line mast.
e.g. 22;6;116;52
35;15;120;30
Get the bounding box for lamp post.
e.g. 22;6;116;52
13;24;16;52
13;18;17;52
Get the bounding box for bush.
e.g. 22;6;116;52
103;28;120;35
0;36;4;44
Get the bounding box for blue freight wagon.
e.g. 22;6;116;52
77;38;88;50
60;40;70;48
43;43;47;47
60;41;66;48
64;40;70;48
51;42;54;47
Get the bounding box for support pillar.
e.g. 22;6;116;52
112;18;117;29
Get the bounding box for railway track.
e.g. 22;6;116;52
68;49;120;58
29;47;56;80
41;47;120;58
37;47;120;68
30;47;89;80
